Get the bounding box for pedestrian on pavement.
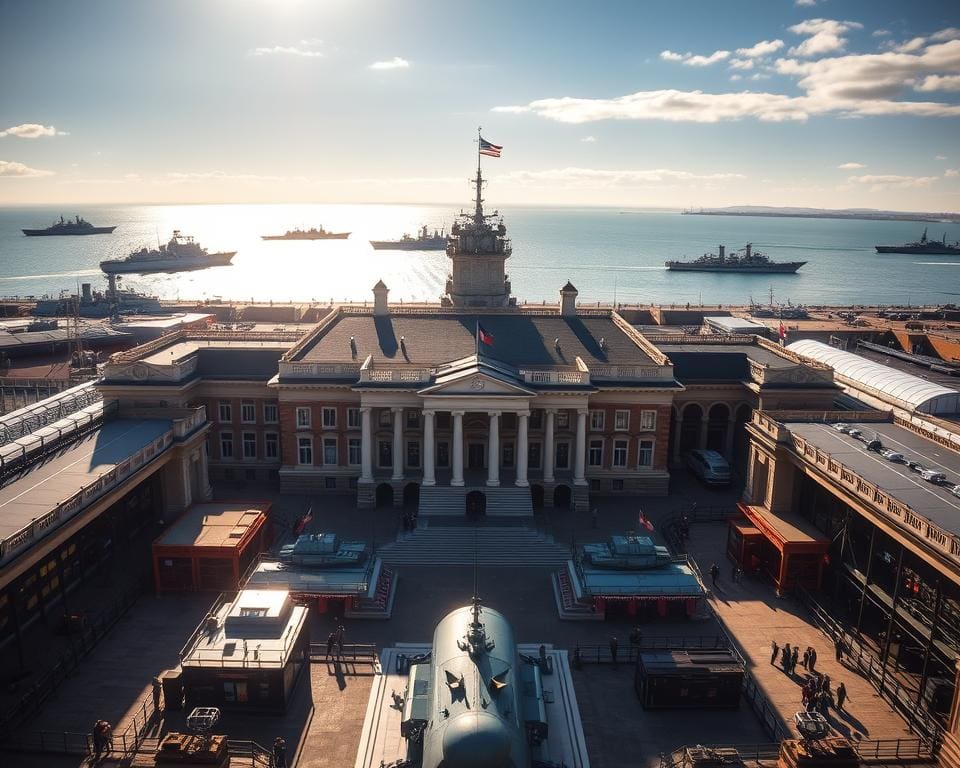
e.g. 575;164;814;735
609;636;619;669
809;646;818;673
822;674;831;694
802;647;810;670
835;635;845;663
709;563;720;587
836;682;848;711
781;643;791;672
273;736;287;768
92;720;105;760
152;676;164;713
770;640;779;665
326;631;336;658
791;645;799;674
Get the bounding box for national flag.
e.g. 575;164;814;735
638;510;655;532
294;505;313;536
478;324;494;346
479;136;502;158
778;321;787;346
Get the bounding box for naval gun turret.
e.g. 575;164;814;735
277;533;367;568
579;534;673;570
400;599;548;768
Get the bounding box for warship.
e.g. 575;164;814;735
35;275;162;318
22;215;116;236
579;535;673;570
875;228;960;255
100;231;235;274
261;226;350;241
665;244;806;273
369;225;447;251
277;533;368;568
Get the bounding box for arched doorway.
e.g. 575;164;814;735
553;484;572;509
679;403;703;452
403;482;420;507
706;403;730;454
466;490;486;518
530;484;545;509
375;483;394;508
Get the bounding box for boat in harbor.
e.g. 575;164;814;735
261;226;350;241
23;215;117;236
100;231;235;274
875;228;960;255
369;225;447;251
665;244;806;273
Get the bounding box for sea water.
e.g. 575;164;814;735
0;204;957;307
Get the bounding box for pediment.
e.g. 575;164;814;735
419;371;535;397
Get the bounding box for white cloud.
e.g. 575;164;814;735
838;162;866;169
730;75;743;82
660;49;730;66
848;174;938;190
795;0;817;6
497;167;746;188
736;39;784;58
0;123;64;139
872;29;891;38
936;155;948;160
249;39;324;58
931;28;960;42
789;19;864;57
749;73;772;81
894;37;927;54
368;56;410;70
729;58;755;70
946;169;960;177
581;136;596;143
916;74;960;91
0;160;54;177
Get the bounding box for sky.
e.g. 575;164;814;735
1;0;959;210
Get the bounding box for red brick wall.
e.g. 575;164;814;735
584;403;672;470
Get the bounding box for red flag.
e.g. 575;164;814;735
778;321;786;345
639;510;655;532
294;505;313;536
478;324;494;346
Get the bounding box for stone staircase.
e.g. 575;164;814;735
376;525;571;567
418;484;533;518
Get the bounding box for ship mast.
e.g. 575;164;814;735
473;126;486;223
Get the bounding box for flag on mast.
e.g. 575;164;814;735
778;320;786;346
479;136;502;158
638;509;655;532
478;323;494;346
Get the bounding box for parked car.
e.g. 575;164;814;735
919;468;948;484
881;450;905;463
683;449;732;487
950;484;960;499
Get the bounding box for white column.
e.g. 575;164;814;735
451;410;464;486
487;411;500;486
392;407;404;480
360;407;373;482
515;410;529;487
574;408;587;485
543;409;555;483
198;443;213;500
423;410;436;486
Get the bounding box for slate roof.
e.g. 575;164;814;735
296;312;657;369
656;342;795;381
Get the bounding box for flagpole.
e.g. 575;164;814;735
476;319;480;358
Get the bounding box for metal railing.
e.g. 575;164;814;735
572;635;729;665
309;642;379;663
658;738;934;768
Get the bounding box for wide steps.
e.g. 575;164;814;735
376;526;570;567
418;485;534;518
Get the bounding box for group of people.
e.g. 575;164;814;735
802;672;848;713
91;720;113;761
770;641;819;676
325;622;346;658
401;510;418;533
770;638;851;717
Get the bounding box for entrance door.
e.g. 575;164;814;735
466;490;486;518
467;443;486;469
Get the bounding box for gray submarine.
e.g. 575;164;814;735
397;599;552;768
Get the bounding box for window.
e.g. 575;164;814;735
555;442;570;470
348;438;361;465
406;410;420;429
347;408;361;428
296;407;311;428
263;403;278;423
640;410;656;431
529;411;543;430
218;402;232;423
613;439;628;467
297;437;313;465
612;478;624;491
502;442;514;468
242;432;256;459
378;440;393;468
323;437;337;465
406;441;421;468
265;432;279;459
638;439;654;467
379;410;392;427
590;410;605;431
437;441;450;468
556;411;569;429
590;478;601;492
239;607;268;618
325;477;337;490
614;410;630;431
322;407;337;428
220;432;233;459
528;442;542;469
241;402;256;423
588;439;604;467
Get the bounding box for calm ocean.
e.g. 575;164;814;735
1;204;958;307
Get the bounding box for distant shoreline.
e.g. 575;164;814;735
681;209;960;224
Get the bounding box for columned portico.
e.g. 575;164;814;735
515;410;529;487
486;411;500;486
451;410;465;486
422;410;436;486
574;408;588;486
360;407;373;483
391;407;404;481
543;409;555;483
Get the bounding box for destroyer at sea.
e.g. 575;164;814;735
261;226;350;241
22;215;116;236
875;228;960;255
665;243;806;273
100;231;235;274
369;224;447;250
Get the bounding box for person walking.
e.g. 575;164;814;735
273;736;287;768
92;720;105;761
609;636;619;669
152;676;164;714
802;647;810;670
709;563;720;588
835;635;845;663
325;631;336;658
809;646;818;673
790;645;799;675
836;682;848;711
781;643;791;672
770;640;779;665
822;674;831;694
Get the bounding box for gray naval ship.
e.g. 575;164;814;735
23;215;116;236
666;244;806;273
398;599;550;768
100;231;236;274
875;228;960;255
370;225;448;251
